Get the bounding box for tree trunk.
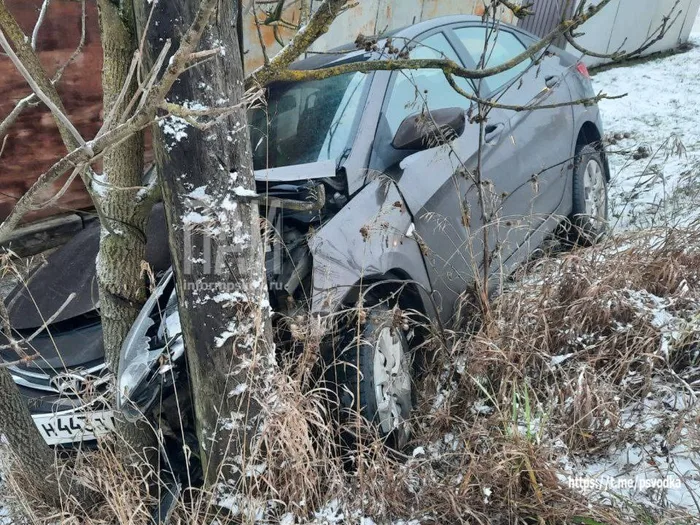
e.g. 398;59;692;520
136;0;274;488
96;0;155;454
0;367;60;507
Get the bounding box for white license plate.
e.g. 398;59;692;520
32;409;116;446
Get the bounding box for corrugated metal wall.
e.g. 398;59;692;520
518;0;574;39
518;0;700;66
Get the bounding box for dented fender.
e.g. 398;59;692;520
309;179;434;316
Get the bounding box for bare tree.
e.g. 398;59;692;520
134;0;274;487
0;366;60;507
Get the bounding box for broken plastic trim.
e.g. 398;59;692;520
261;183;326;212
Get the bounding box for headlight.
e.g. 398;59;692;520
117;269;178;420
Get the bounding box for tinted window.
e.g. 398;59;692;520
454;27;529;90
384;33;474;136
249;71;368;170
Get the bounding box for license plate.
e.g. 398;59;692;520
32;409;116;446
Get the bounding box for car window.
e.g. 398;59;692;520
249;71;369;170
384;33;474;136
453;27;529;91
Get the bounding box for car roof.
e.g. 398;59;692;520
391;14;483;40
291;14;486;71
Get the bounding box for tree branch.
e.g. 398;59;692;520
443;72;626;113
51;0;86;82
30;0;51;50
246;0;615;88
0;93;37;139
0;1;86;139
498;1;534;20
0;27;92;155
246;0;352;89
564;0;682;61
253;3;271;66
0;3;87;154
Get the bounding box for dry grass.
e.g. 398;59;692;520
2;228;700;524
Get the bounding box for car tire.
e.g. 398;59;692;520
570;143;609;245
329;304;414;450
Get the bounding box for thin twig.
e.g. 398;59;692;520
254;5;271;66
36;164;86;209
30;0;51;50
51;0;86;82
0;293;77;352
0;94;37;139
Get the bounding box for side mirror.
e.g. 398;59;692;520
392;107;466;151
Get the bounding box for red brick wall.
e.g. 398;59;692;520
0;0;102;223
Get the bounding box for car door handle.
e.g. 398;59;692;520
484;123;505;143
545;75;560;88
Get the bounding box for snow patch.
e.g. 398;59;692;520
233;186;258;198
158;115;189;151
593;22;700;230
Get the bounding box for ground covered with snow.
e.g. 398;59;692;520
594;14;700;231
513;16;700;519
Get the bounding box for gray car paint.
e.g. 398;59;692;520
309;178;435;318
254;160;337;182
307;18;600;323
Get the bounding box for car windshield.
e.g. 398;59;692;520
249;71;369;170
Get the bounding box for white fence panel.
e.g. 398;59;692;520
565;0;700;66
678;0;700;41
564;0;620;66
645;0;688;54
605;0;658;58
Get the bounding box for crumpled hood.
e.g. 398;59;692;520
5;204;170;331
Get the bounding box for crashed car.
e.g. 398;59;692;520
4;15;610;446
1;205;171;445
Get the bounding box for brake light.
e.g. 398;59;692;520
576;62;591;79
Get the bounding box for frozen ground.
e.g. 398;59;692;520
593;12;700;230
544;18;700;517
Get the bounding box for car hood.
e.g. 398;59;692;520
2;162;335;366
5;204;170;331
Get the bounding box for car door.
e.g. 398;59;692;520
452;25;575;239
369;31;523;319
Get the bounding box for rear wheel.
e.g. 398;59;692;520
570;144;608;244
330;305;413;450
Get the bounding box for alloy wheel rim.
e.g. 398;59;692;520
373;326;412;444
582;158;607;228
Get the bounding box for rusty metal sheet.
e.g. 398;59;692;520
243;0;516;73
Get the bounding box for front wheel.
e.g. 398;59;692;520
570;144;609;245
329;305;414;450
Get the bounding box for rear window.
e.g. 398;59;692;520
454;27;530;90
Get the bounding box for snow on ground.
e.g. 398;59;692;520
593;12;700;230
547;19;700;516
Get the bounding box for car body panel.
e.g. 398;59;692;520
4;204;170;332
309;179;435;317
254;160;338;183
